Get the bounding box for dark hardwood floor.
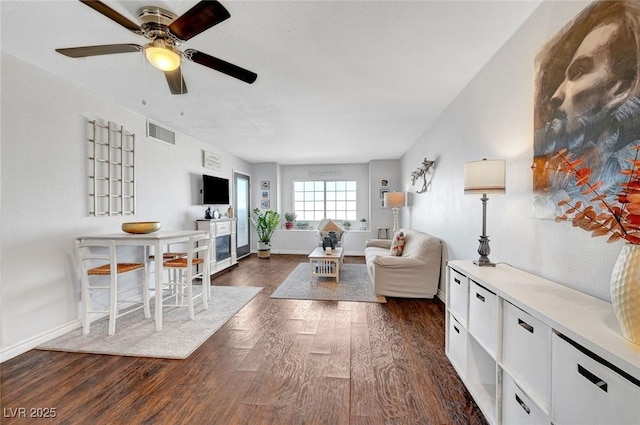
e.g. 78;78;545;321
1;254;485;425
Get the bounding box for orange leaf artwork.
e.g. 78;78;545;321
551;146;640;244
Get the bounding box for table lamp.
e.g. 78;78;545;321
464;159;506;267
384;191;407;233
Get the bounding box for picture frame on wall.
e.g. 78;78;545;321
380;179;389;188
261;190;269;199
380;188;389;199
261;199;270;209
261;180;270;190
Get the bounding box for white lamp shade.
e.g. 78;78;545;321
464;159;506;194
384;191;407;208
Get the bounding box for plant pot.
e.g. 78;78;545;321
610;243;640;344
360;224;366;230
257;241;271;258
285;222;293;229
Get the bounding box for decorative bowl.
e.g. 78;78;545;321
122;221;161;234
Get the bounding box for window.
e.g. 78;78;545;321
294;180;357;221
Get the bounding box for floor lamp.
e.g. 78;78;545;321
464;159;506;267
384;191;407;233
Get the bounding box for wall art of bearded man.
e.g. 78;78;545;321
533;0;640;218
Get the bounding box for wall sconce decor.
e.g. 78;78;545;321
411;158;436;193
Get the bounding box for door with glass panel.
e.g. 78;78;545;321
234;172;251;259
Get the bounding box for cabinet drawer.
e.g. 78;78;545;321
468;281;498;357
448;268;468;326
447;314;467;377
216;221;231;235
551;333;640;425
502;301;551;407
502;372;548;425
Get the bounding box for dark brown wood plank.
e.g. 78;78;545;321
0;254;485;425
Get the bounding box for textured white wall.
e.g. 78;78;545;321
401;1;620;300
1;53;250;357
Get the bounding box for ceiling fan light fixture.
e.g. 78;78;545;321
144;42;181;71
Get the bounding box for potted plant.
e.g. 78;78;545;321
284;212;297;229
342;220;351;230
250;208;281;258
551;147;640;343
359;218;367;230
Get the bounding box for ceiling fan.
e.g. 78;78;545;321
55;0;257;95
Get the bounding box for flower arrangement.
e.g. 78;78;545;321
552;147;640;244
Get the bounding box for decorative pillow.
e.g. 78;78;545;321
389;231;406;256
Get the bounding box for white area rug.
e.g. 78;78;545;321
271;263;386;303
37;286;263;359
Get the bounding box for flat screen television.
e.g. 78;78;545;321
202;174;230;205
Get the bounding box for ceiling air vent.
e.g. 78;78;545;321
146;120;176;145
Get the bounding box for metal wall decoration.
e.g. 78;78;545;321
88;119;136;216
411;158;436;193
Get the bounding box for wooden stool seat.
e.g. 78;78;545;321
88;263;145;275
76;240;150;336
159;234;210;321
149;252;187;260
163;257;204;267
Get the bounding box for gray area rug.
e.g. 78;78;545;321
37;286;263;359
271;263;386;303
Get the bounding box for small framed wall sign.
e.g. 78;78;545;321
203;150;222;171
380;179;389;187
261;190;269;199
261;199;270;209
261;180;270;190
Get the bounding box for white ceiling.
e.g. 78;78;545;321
1;1;542;164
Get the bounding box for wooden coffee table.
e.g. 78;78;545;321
308;247;344;283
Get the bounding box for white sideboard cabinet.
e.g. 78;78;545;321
196;219;237;276
445;260;640;425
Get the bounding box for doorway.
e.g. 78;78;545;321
234;171;251;259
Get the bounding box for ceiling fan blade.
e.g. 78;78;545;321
80;0;142;35
56;44;141;58
185;49;257;84
165;68;188;95
168;1;231;42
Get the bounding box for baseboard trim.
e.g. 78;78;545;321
437;288;445;303
0;319;81;363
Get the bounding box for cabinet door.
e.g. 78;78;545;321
468;281;498;357
449;268;469;326
502;372;549;425
216;221;231;235
502;301;551;407
551;333;640;425
447;314;467;377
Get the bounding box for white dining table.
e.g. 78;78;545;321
77;230;209;331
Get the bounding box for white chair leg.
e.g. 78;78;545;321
108;272;117;336
82;275;91;335
187;267;195;320
202;263;209;310
142;263;151;319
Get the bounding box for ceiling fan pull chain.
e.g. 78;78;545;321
141;50;147;106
